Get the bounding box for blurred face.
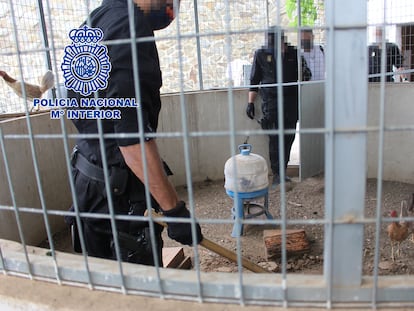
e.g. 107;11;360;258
133;0;174;15
134;0;178;30
301;31;313;52
375;28;383;43
267;32;285;50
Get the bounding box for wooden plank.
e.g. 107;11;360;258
162;247;184;268
263;229;310;260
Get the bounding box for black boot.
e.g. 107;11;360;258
271;173;280;189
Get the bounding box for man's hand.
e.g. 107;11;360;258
162;201;203;246
246;102;255;119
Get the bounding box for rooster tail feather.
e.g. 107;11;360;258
0;71;17;84
39;70;54;93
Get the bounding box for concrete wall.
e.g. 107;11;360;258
0;83;413;245
156;89;268;186
367;83;414;183
158;83;414;185
0;115;77;245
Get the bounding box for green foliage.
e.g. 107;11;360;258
286;0;323;27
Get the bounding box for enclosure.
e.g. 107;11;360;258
1;0;414;310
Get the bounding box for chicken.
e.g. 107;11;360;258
0;70;54;111
387;200;411;261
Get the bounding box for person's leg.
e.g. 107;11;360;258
73;168;114;259
82;220;113;259
122;200;164;266
265;107;280;185
269;132;280;178
270;115;297;186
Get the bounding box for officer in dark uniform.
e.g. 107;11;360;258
368;27;404;82
66;0;202;266
246;27;311;187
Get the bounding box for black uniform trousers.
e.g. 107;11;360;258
265;95;298;176
71;165;164;267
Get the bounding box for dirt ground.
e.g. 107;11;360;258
42;175;414;276
170;175;414;276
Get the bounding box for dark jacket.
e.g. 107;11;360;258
68;0;162;167
249;44;311;120
368;42;404;82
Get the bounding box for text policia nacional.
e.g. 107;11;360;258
33;98;137;120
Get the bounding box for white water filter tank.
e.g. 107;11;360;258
224;144;268;193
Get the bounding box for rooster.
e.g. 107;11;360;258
387;200;412;261
0;70;54;111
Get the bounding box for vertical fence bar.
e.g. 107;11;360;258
43;0;95;289
193;0;203;90
0;247;4;274
323;0;367;292
222;0;246;305
268;1;290;305
274;0;288;307
296;0;302;184
371;7;388;309
36;0;56;99
127;0;166;289
125;1;165;287
174;0;204;301
324;0;335;306
265;0;269;27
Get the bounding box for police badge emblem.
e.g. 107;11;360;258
61;25;111;96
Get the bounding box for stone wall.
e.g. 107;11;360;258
0;0;299;113
155;0;277;91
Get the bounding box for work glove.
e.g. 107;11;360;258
162;201;203;246
246;102;255;119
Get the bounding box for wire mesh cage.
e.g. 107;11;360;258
0;0;414;309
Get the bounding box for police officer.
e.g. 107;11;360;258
66;0;202;266
368;27;404;82
246;27;311;187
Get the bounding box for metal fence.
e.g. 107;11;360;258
0;0;324;113
1;0;414;309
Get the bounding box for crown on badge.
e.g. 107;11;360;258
69;25;103;45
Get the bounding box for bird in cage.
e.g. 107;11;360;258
0;70;55;111
387;200;412;261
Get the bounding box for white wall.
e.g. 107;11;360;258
367;83;414;183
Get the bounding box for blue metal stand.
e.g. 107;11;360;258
226;188;273;237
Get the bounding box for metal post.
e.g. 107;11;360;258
193;0;203;90
265;0;269;27
324;0;367;291
36;0;56;99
